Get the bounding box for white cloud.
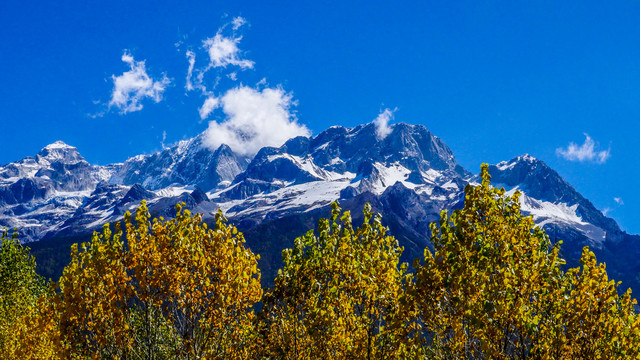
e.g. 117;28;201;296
185;50;196;91
203;33;254;70
185;17;252;95
161;130;168;149
373;108;396;140
614;197;624;205
232;16;246;30
555;133;610;164
203;85;309;156
602;207;611;216
109;50;170;114
199;96;220;120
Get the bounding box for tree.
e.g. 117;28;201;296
259;202;408;359
400;164;640;359
5;166;640;359
552;247;640;358
53;200;262;359
0;229;57;358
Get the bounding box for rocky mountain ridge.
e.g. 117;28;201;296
2;122;638;291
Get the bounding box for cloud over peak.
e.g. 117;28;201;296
373;108;396;140
203;85;309;156
109;51;170;114
556;133;610;164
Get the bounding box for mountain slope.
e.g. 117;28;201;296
112;134;249;191
0;142;113;242
2;122;638;294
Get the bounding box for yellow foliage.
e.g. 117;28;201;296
0;230;59;359
52;201;262;358
259;202;408;359
4;166;640;359
401;164;640;359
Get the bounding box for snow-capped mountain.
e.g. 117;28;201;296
485;154;639;290
0;136;248;242
112;134;249;191
3;122;638;292
0;141;113;241
213;123;466;222
487;155;620;248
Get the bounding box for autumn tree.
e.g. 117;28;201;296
5;166;640;359
400;164;640;359
53;201;262;359
259;202;408;359
0;230;59;359
551;247;640;358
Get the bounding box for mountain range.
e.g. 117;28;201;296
1;122;638;291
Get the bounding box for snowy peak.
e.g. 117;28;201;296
307;122;463;176
36;141;86;166
489;154;573;203
43;140;73;149
0;141;87;182
495;153;537;171
0;140;98;191
219;122;466;201
489;154;621;244
112;135;248;191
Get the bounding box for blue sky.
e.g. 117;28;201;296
1;1;638;232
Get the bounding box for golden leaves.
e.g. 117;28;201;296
4;168;640;359
260;202;407;359
403;164;640;359
49;201;261;359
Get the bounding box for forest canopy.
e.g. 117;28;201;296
1;165;639;359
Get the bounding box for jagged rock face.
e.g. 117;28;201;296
223;122;468;201
117;184;156;207
112;135;248;191
490;155;582;204
0;142;113;242
0;141;104;193
297;123;462;175
5;179;49;204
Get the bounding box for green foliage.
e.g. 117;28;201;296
0;229;53;357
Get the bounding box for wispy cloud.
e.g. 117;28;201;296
184;16;253;97
203;32;254;70
199;96;219;120
555;133;610;164
161;130;168;149
373;108;396;140
232;16;247;31
203;85;309;156
109;50;170;114
603;197;624;216
185;50;196;92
